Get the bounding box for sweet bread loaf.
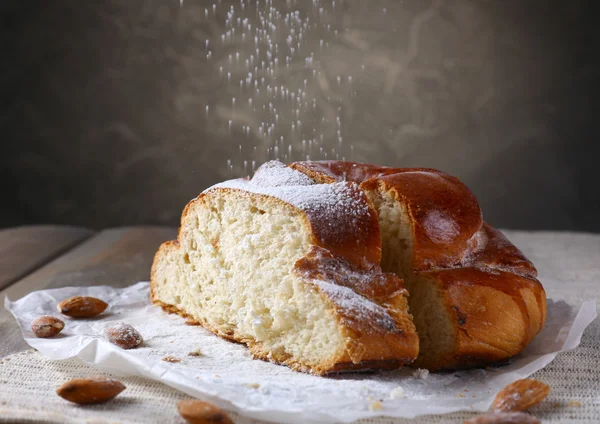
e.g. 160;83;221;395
151;160;546;373
291;161;547;370
150;161;419;374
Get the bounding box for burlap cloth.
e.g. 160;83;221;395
1;231;599;423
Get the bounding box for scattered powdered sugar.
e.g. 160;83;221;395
104;322;144;349
7;282;596;423
162;355;182;363
245;382;261;389
413;368;430;380
368;400;384;411
293;246;405;301
188;348;202;357
389;386;406;399
105;322;139;336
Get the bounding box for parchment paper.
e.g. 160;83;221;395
5;282;596;423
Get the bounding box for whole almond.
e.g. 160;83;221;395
464;411;541;424
492;379;550;412
178;400;234;424
105;323;143;349
56;377;125;405
57;296;108;318
31;316;64;338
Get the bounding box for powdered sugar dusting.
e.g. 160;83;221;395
211;160;370;220
294;246;405;300
209;161;376;256
251;160;315;187
413;368;430;380
105;322;144;349
311;279;397;333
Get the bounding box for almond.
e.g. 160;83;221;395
57;296;108;318
105;322;143;349
464;411;541;424
31;316;64;338
492;379;550;412
178;400;234;424
56;377;125;405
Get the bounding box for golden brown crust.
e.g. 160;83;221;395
291;160;547;370
292;161;484;271
291;161;539;277
414;267;546;369
298;181;383;267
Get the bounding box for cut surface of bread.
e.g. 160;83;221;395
151;161;418;375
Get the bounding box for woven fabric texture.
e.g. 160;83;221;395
1;230;599;424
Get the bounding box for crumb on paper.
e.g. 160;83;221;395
170;340;174;344
413;368;429;379
568;400;582;407
161;355;181;363
463;389;469;392
553;402;561;408
456;393;464;398
215;374;221;378
245;383;260;389
368;400;383;411
188;348;202;357
389;386;405;399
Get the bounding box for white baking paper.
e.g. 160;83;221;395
5;282;597;424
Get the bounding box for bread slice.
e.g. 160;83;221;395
151;162;418;375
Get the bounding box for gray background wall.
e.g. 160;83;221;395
1;0;599;231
